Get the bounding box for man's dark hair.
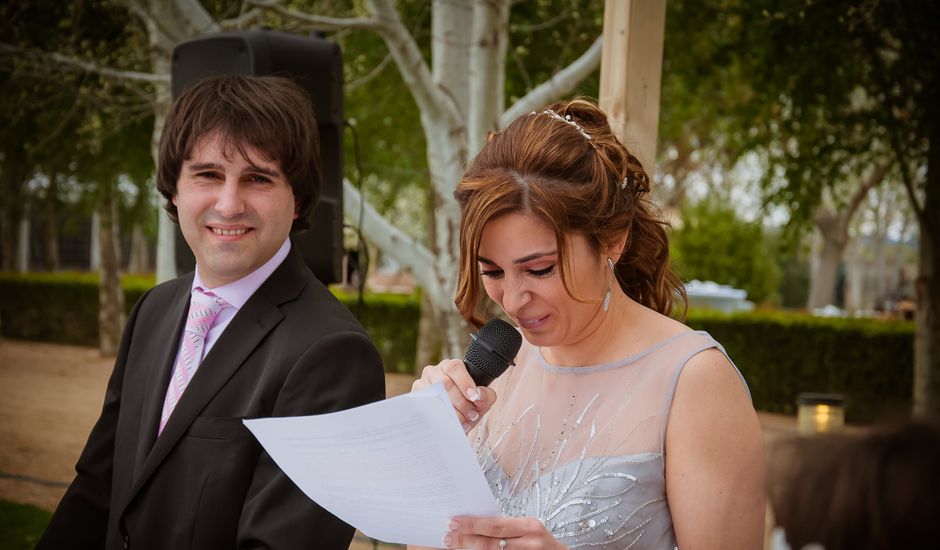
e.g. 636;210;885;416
156;74;321;232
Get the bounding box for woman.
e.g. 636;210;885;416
414;99;765;549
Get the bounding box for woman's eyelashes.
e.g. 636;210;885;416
528;265;556;277
480;268;503;278
479;264;556;279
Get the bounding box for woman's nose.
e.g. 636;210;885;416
502;276;531;312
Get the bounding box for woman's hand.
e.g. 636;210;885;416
412;359;496;432
442;516;566;549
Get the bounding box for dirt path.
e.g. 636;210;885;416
0;339;113;511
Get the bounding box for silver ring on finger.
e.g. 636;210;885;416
498;539;507;549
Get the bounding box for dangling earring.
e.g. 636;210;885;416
602;257;615;311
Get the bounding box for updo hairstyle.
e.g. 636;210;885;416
454;98;686;328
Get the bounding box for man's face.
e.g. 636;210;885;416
173;134;297;288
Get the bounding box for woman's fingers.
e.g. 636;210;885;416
413;359;494;429
443;516;552;549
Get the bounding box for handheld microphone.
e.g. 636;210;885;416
464;318;523;386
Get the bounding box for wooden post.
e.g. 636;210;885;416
599;0;667;177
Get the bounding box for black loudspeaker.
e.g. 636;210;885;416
170;29;344;284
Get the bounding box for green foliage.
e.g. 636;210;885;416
505;0;603;105
0;272;149;345
720;1;937;231
659;0;759;159
671;198;781;304
334;1;432;233
332;288;420;374
0;272;418;374
776;256;811;309
686;310;915;422
0;0;155;269
0;499;52;550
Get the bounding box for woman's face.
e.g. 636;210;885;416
477;212;609;348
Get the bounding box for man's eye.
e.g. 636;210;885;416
248;174;272;183
480;269;504;279
529;265;556;277
196;171;221;179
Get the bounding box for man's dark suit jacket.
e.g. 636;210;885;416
38;245;386;549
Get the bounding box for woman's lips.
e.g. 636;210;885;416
518;315;549;330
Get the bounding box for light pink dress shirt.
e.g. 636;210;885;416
176;238;292;363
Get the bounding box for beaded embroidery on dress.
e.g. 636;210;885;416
470;330;748;549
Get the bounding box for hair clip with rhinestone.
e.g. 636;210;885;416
620;170;651;193
541;110;591;140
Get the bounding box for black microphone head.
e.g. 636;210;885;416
464;318;523;386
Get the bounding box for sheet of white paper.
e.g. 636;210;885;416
243;383;499;547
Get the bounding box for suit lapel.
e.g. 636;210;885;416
123;246;309;509
132;277;192;478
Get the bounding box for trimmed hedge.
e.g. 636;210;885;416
686;310;915;422
0;272;151;346
0;272;418;375
0;273;916;419
331;289;419;374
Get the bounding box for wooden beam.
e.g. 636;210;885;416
599;0;667;177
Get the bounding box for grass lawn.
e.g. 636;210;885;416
0;500;51;549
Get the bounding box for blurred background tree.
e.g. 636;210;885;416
671;197;781;306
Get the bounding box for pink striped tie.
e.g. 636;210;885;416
158;289;227;435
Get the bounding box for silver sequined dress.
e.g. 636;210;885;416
470;330;748;549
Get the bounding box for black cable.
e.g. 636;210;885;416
343;119;369;317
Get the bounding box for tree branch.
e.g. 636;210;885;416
0;43;169;84
120;0;183;55
889;127;927;227
500;34;603;128
511;9;570;33
220;7;263;30
343;179;436;292
345;53;392;92
249;0;382;30
172;0;221;34
369;0;461;125
846;158;893;222
467;0;510;157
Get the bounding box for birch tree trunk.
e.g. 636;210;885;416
426;0;473;356
43;170;61;271
806;161;891;309
912;122;940;417
98;180;125;356
871;190;889;309
0;153;29;271
90;210;101;271
128;223;150;273
807;215;845;309
16;203;30;273
415;292;443;372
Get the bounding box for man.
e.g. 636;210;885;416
38;75;386;549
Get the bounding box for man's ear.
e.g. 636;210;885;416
172;195;178;206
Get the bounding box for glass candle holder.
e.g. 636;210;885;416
797;393;845;435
